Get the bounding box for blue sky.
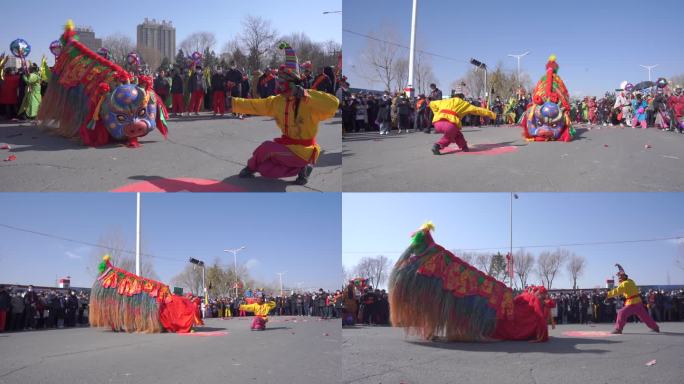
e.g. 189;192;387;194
342;0;684;96
0;193;341;291
1;0;341;65
343;193;684;289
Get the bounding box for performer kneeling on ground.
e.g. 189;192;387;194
239;295;277;331
229;42;339;185
608;264;659;334
428;94;496;155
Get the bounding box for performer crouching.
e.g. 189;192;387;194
239;295;276;331
608;264;659;334
428;94;496;155
230;42;339;185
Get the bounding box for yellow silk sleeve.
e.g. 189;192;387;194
232;96;277;117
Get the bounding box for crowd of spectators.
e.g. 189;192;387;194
0;285;90;332
198;289;345;320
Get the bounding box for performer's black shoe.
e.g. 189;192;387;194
462;146;470;152
432;144;441;155
294;165;313;185
651;327;660;333
424;128;432;134
239;166;255;178
610;329;622;334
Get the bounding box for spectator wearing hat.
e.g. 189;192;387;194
187;65;206;115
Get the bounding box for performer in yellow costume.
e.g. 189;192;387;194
231;42;339;185
428;93;496;155
607;264;659;334
239;295;277;331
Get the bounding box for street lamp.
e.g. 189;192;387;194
189;257;206;305
276;271;287;297
224;246;246;298
470;58;488;104
639;64;658;81
507;51;530;88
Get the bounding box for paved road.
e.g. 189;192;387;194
0;115;341;192
0;316;341;384
342;124;684;192
342;322;684;384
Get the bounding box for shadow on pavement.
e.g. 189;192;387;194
406;336;619;354
342;132;409;142
316;150;342;168
193;326;228;332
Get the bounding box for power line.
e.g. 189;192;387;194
344;235;684;254
343;28;470;64
0;223;339;263
0;223;186;263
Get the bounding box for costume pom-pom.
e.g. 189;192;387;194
548;54;556;62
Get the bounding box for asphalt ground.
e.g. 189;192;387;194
0;115;342;192
342;124;684;192
0;316;341;384
341;322;684;384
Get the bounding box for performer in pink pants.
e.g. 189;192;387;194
608;264;659;334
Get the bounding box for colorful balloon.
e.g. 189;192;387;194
191;51;202;61
97;47;111;60
126;52;140;66
49;40;63;57
10;38;31;58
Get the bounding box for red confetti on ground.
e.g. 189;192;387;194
562;330;619;338
3;155;16;162
177;331;229;337
646;360;657;366
323;333;329;336
440;143;518;156
603;144;609;148
111;178;247;192
644;144;652;149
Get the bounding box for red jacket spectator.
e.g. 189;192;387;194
0;73;20;105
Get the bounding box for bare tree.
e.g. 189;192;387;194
513;248;535;289
353;255;390;289
669;74;684;87
675;240;684;271
536;249;568;289
566;253;587;290
171;264;203;295
102;34;134;67
453;250;474;265
393;58;408;94
240;15;277;73
414;53;436;96
180;32;217;56
87;228;158;280
359;26;401;92
138;47;162;73
474;253;493;275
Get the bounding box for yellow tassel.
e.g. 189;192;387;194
93;95;105;121
66;19;74;31
420;221;435;232
103;254;111;262
548;54;557;62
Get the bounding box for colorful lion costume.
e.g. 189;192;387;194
521;55;574;142
389;222;551;342
38;20;168;148
90;255;201;333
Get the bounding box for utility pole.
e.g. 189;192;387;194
406;0;418;98
224;246;246;298
639;64;658;81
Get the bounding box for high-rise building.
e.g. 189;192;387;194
137;18;176;63
75;26;103;51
